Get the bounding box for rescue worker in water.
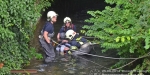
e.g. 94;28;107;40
39;11;58;63
57;17;77;42
56;17;77;55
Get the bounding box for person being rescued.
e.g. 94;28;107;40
56;29;92;56
56;32;71;55
64;29;92;56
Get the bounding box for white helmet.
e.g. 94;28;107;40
63;17;71;23
47;11;58;21
65;29;76;40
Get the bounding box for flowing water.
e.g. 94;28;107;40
26;14;119;75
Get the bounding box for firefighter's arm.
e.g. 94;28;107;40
43;31;50;43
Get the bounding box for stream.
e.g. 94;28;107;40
25;13;118;75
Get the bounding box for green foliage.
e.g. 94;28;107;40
0;0;51;74
83;0;150;73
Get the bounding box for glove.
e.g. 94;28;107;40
70;46;78;50
79;42;84;45
67;50;72;55
51;40;56;47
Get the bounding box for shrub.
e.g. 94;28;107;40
83;0;150;74
0;0;51;74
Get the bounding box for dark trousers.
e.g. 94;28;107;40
39;38;55;63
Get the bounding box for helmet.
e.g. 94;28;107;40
47;11;58;21
65;29;76;40
64;17;71;23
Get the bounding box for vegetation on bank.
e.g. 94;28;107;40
82;0;150;74
0;0;51;74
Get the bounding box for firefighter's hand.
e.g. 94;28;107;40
52;42;55;47
57;39;61;42
62;40;68;43
64;47;69;51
